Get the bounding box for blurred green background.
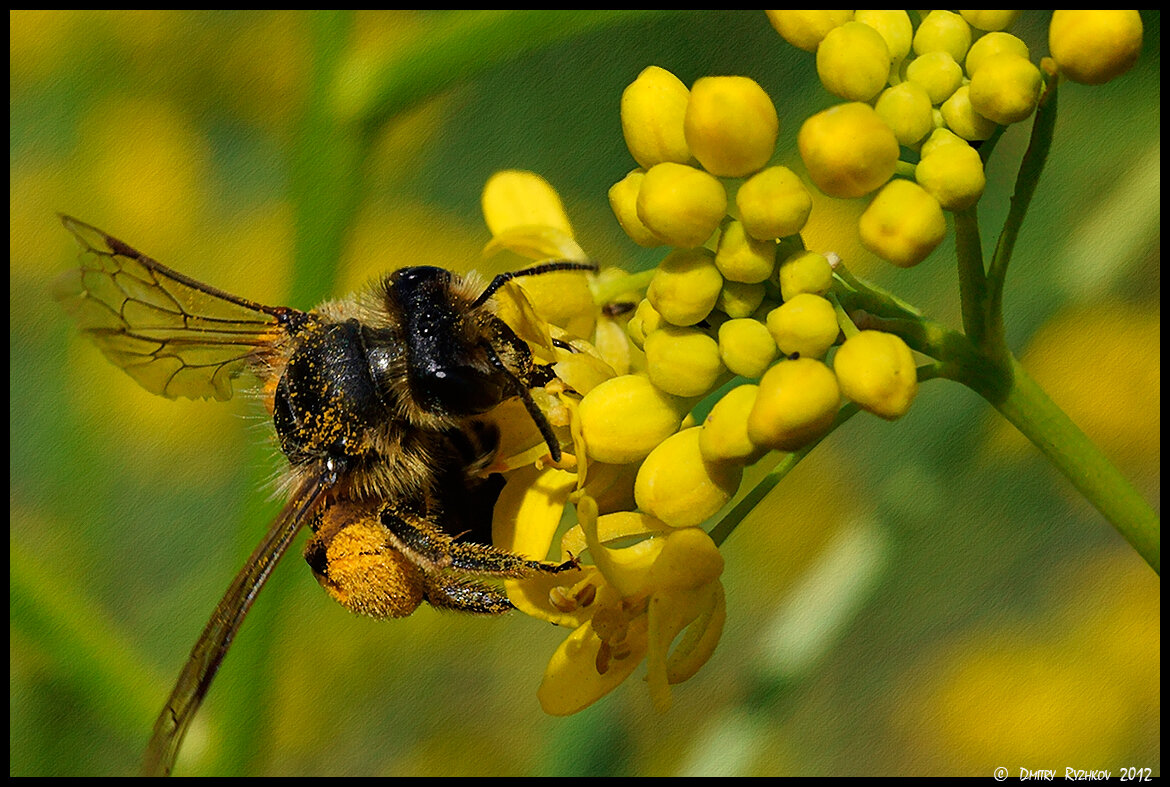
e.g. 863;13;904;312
11;10;1159;776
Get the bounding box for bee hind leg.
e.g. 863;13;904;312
421;574;514;615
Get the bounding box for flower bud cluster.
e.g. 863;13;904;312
599;66;922;530
768;10;1144;267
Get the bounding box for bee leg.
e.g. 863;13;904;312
420;574;515;615
479;337;563;462
380;506;576;578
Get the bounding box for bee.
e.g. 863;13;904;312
54;215;595;775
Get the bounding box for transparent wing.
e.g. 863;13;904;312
142;469;335;776
54;215;307;401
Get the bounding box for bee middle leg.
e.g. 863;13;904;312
380;506;576;578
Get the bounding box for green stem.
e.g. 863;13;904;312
592;267;655;306
709;405;860;548
985;72;1060;352
971;356;1160;574
953;206;988;346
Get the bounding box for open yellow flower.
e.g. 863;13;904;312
497;488;725;715
481;169;727;715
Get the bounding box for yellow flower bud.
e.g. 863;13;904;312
959;11;1021;32
919;127;969;158
940;85;997;141
964;31;1030;78
634;427;743;529
609;170;664;248
1049;10;1143;85
915;140;986;211
778;250;834;301
874;82;934;146
648;526;725;590
833;330;918;419
816;21;891;102
482;170;574;238
684;76;779;178
644;325;725;398
716;279;766;319
578;374;687;464
747;358;840;451
621;66;693;169
765;10;854;52
647;247;723;327
715;220;776;284
717;318;777;379
735;166;813;241
636;162;727;248
699;384;766;463
905;51;964;105
913;10;972;64
798;102;899;199
858;179;946;268
968;53;1042;125
854;9;914;64
626;298;664;350
765;293;840;359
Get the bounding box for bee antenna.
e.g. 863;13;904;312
471;260;598;310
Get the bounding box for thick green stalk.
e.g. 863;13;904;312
972;356;1160;574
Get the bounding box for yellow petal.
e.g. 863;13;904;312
666;581;725;684
505;566;596;629
482;224;588;264
577;495;665;598
493;465;577;559
538;616;649;716
561;510;673;559
645;584;716;712
648;527;725;591
482;170;575;239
